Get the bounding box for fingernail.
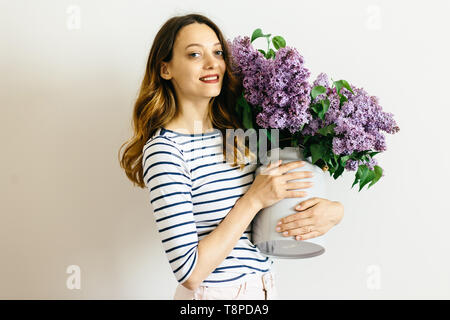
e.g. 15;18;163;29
296;205;301;210
277;221;282;225
275;227;281;232
283;231;288;236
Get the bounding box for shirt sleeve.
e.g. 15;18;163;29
142;136;198;284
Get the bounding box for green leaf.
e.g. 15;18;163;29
265;128;272;142
242;103;253;129
339;94;348;105
236;93;246;116
340;155;350;167
310;143;325;164
318;99;330;120
311;85;326;100
341;79;354;94
330;154;337;167
334;79;354;107
267;48;276;59
317;99;330;120
360;169;375;191
251;28;264;43
368;165;383;188
352;164;377;191
352;165;364;189
322;148;331;162
272;36;286;50
235;102;242;117
258;49;266;56
333;164;345;179
358;165;369;181
334;80;344;95
302;135;311;145
351;175;359;189
317;123;336;136
237;93;254;129
323;99;330;113
311;102;322;116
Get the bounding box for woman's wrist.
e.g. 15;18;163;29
239;192;262;217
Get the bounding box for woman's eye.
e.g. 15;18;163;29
189;51;224;58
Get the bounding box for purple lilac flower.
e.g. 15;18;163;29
345;157;378;171
312;72;330;88
228;36;312;133
302;72;400;165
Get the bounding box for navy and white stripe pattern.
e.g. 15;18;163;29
142;127;273;287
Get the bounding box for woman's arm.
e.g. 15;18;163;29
184;159;312;290
183;192;261;290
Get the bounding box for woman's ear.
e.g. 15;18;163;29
160;63;171;80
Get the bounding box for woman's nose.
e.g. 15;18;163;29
204;53;219;68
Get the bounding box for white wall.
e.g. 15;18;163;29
1;0;449;299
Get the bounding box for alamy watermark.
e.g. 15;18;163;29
366;264;381;290
66;264;81;290
365;5;382;31
66;5;81;30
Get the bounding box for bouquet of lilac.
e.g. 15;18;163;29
228;28;400;191
227;29;312;147
301;73;400;191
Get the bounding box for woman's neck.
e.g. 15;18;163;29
164;118;214;135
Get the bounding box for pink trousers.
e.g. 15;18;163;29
173;271;278;300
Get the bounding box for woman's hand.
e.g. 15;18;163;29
245;160;314;212
275;197;344;240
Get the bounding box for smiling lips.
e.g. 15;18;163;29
200;74;219;83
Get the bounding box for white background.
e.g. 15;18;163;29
1;0;449;299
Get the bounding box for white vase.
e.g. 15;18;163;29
251;146;327;259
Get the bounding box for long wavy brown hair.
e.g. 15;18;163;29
118;13;256;188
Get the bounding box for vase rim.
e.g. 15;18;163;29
266;146;304;160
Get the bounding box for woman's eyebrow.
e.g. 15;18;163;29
185;42;221;49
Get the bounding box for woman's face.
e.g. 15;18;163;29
160;23;226;102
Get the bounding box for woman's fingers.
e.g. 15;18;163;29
279;160;306;174
260;159;282;175
276;218;315;238
269;159;282;167
282;179;313;199
282;170;314;181
285;190;308;198
277;217;315;233
297;230;321;240
268;160;304;175
262;160;309;177
286;181;313;190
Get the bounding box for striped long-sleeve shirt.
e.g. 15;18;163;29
142;127;273;287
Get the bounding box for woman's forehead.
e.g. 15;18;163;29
176;24;220;48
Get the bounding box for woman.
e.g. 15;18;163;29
119;13;344;300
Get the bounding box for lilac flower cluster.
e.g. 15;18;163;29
302;72;400;171
227;36;312;133
345;157;378;171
